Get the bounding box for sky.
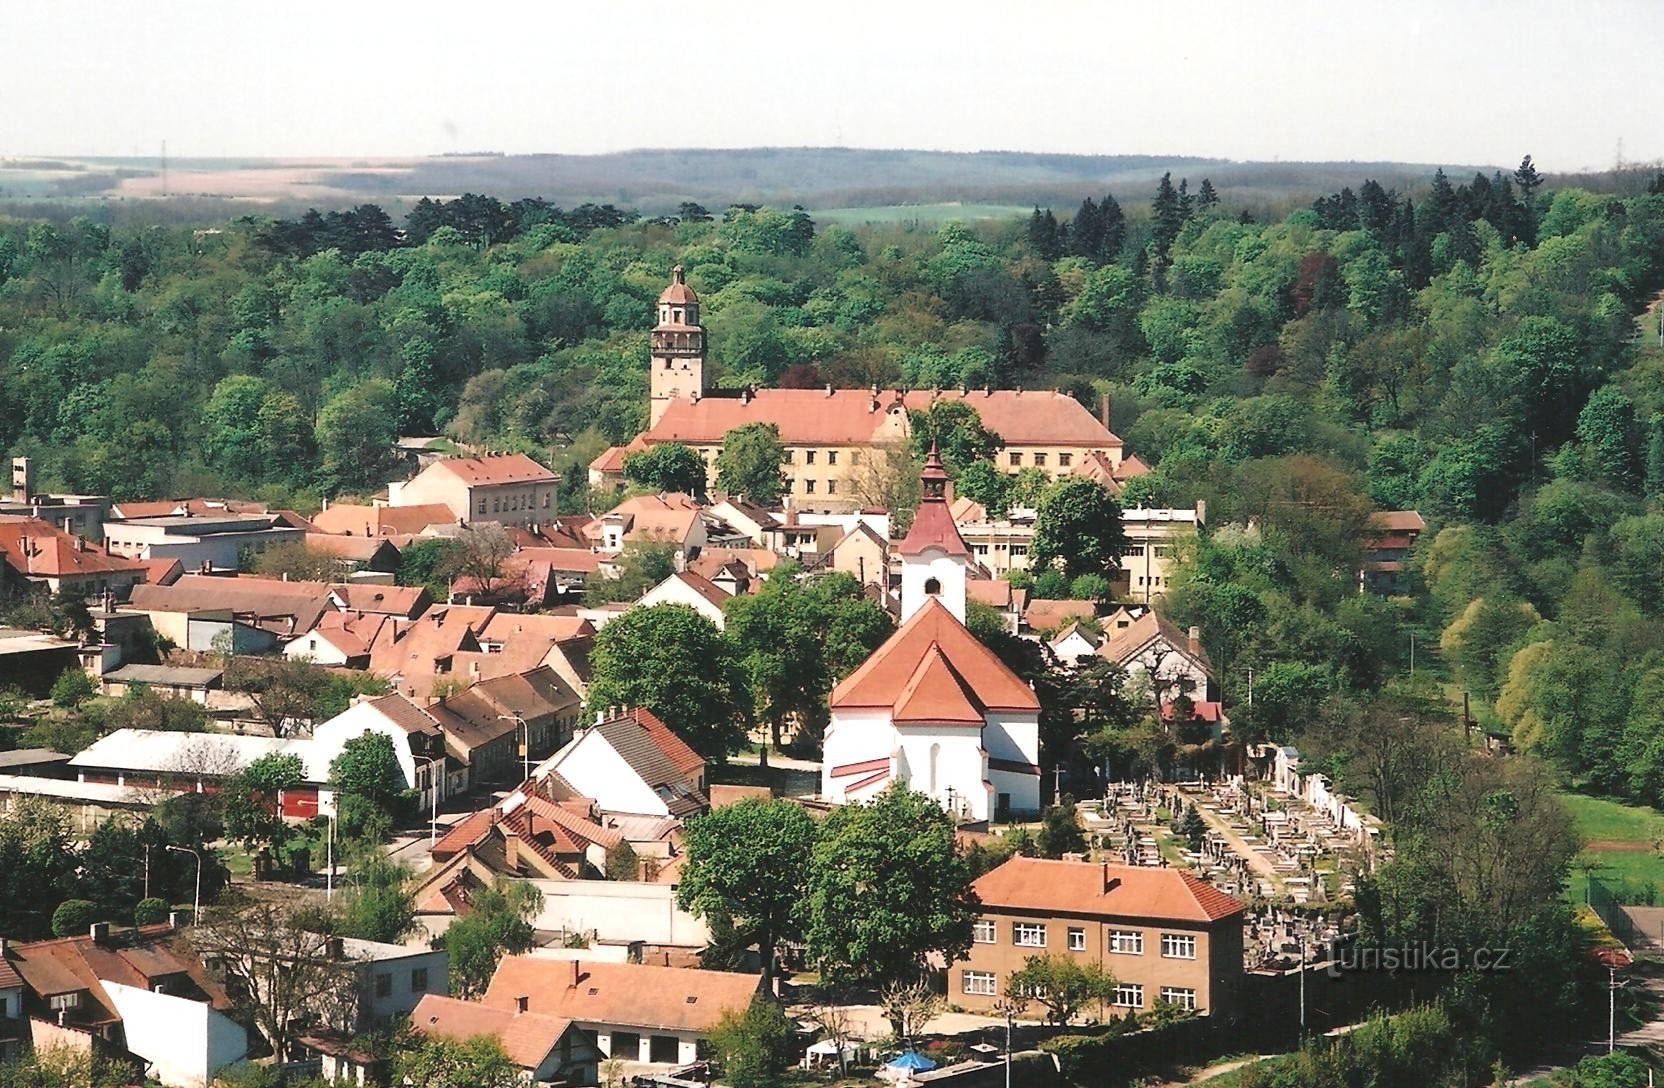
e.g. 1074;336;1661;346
4;0;1662;172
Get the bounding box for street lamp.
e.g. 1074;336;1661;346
499;715;531;783
165;845;202;926
991;992;1029;1088
415;754;443;844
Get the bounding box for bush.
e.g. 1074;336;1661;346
51;899;101;937
50;669;94;708
134;898;169;927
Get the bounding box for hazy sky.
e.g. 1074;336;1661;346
5;0;1661;171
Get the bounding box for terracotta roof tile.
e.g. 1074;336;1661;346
429;453;557;486
1022;598;1095;633
311;503;457;537
972;856;1246;924
832;598;1038;714
483;958;760;1034
892;646;986;725
413;993;572;1069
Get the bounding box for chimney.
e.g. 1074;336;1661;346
516;995;529;1014
504;833;519;871
1188;626;1201;655
0;936;8;960
326;936;344;960
1102;861;1120;893
570;959;583;988
11;456;33;504
825;383;834;397
1099;392;1112;430
89;922;111;945
1195;499;1207;525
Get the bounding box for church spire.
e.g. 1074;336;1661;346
897;449;971;622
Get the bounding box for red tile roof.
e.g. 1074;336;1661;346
0;519;148;580
623;707;706;781
897;451;970;559
1369;510;1425;532
973;856;1246;924
1097;609;1211;674
1022;598;1095;633
413;993;573;1069
659;265;699;305
330;584;429;618
483;958;760;1034
892;646;986;725
832;598;1038;714
311;503;458;537
430;453;557;487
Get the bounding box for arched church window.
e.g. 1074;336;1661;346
924;577;941;596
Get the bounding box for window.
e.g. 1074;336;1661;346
1067;927;1086;952
1034;453;1048;467
963;971;996;996
851;450;863;464
805;480;817;494
924;577;942;596
827;451;839;465
806;450;817;464
1112;984;1144;1009
1013;922;1046;948
477;499;487;515
1008;452;1022;466
1058;453;1073;467
543;492;551;508
1009;544;1028;558
827;480;838;494
412;967;429;992
1108;930;1144;955
1160;987;1197;1011
48;992;80;1012
375;973;392;998
973;920;996;944
1161;933;1197;960
491;496;501;513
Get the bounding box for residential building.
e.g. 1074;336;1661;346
821;453;1041;822
103;513;306;571
590;269;1132;513
125;575;333;650
387;453;558;528
1362;510;1424;595
309;501;458;538
533;707;708;818
283;611;391;667
955;856;1246;1021
69;729;327;818
4;456;108;540
1097;609;1214;701
1022;598;1096;637
412;993;598;1084
4;924;247;1087
483;957;762;1066
100;664;222;704
636;571;732;629
334;937;448;1028
0;517;147;598
1117;504;1205;601
299;533;403;575
594;493;707;556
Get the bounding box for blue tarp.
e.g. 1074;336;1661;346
887;1051;938;1072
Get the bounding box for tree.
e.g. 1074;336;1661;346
51;899;100;936
677;798;817;987
191;898;360;1060
716;423;787;506
709;996;793;1088
1007;954;1117;1025
907;400;1003;478
96;687;209;733
444;880;543;997
394;1034;523;1088
587;604;750;758
877;979;945;1042
723;571;893;748
399;538;465;600
222;657;332;737
315;379;400;496
50;668;94;708
329;731;413;839
848;442;923;532
1576;385;1641;489
582;538;678;604
134;897;169;926
604;840;641;881
804;784;977;1013
224;753;305;860
335;850;419;944
250;541;342;582
1031;477;1126;581
624;442;707;496
1035;802;1085;858
440;522;517;599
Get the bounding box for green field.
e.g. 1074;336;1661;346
1562;792;1664;905
808;203;1032;226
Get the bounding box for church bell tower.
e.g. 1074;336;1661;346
649;265;706;426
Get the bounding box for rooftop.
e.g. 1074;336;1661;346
832;598;1038;715
413;993;573;1069
973;856;1246;924
427;453;557;487
483;958;759;1034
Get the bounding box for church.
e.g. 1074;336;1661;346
819;451;1042;822
590;267;1134;513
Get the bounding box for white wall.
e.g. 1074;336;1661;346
821;708;893;804
523;879;710;946
899;547;966;623
588;1024;703;1065
311;703;418;794
355;948;449;1025
637;578;726;629
283;632;353;666
543;734;665;816
103;980;247;1088
895;724;988;820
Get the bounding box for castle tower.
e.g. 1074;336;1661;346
897;446;972;622
649;265;705;426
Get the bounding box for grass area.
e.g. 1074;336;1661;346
1561;792;1664;905
808;203;1032;226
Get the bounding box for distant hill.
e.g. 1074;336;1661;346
1;148;1514;218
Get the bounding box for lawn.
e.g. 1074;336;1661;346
808;203;1032;226
1560;792;1664;905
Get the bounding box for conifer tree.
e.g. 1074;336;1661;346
1100;192;1126;260
1068;197;1104;262
1196;178;1219;211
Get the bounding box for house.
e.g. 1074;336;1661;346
100;663;223;704
311;696;453;814
594;493;707;556
534;708;708;818
704;497;777;546
955;856;1246;1021
809;522;889;590
1098;609;1214;701
309;502;458;538
332;937;448;1028
591;273;1132;512
1116;503;1205;602
412;993;598;1084
300;534;404;575
5;456;109;541
1362;510;1425;595
483;957;762;1066
425;788;624;882
388;453;558;529
821;453;1041;822
949;499;1035;578
965;578;1026;635
4;923;247;1087
103;513;307;571
283;611;391;667
125;575;334;651
637;572;732;629
0;628;81;697
0;517;148;598
1048;622;1101;665
68;729;326;817
368;605;495;700
328;584;430;620
1022;598;1096;637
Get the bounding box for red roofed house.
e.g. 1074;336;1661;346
0;517;148;598
532;707;708;819
636;571;732;629
483;956;762;1067
1098;608;1215;702
1362;509;1425;595
821;455;1041;822
388;453;558;529
956;856;1246;1021
411;992;597;1084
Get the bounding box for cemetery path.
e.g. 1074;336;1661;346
1187;791;1286;895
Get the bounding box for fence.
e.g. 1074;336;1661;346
1588;874;1637;948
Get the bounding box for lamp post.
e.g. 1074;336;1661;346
165;845;201;926
500;715;531;783
992;993;1029;1088
416;754;443;844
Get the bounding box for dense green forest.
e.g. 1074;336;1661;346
4;161;1664;802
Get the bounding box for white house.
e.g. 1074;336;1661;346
1048;621;1100;665
335;937;448;1028
387;453;558;528
820;452;1042;822
635;571;733;629
532;708;707;818
1097;608;1215;700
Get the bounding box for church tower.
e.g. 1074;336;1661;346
897;447;972;623
649;265;705;426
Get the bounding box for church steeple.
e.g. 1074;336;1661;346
897;445;971;622
649;264;705;426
